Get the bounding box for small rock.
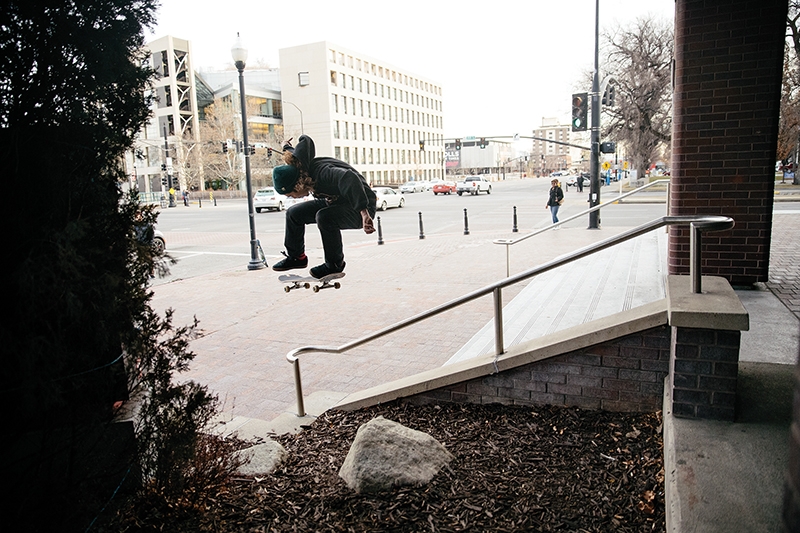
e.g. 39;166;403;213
233;440;287;476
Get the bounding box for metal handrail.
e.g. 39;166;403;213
286;214;733;416
495;179;671;276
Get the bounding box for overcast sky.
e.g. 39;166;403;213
147;0;675;139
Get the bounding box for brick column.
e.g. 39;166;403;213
669;0;787;286
670;326;741;421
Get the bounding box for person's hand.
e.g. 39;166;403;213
361;209;375;234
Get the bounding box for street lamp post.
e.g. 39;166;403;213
283;100;304;134
232;33;266;271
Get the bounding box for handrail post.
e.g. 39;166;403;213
293;359;306;416
690;222;702;293
493;287;504;356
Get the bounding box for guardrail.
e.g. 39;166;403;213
286;213;734;417
495;179;671;276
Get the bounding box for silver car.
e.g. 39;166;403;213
373;187;406;210
399;181;425;193
254;187;289;212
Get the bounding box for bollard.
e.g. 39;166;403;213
463;208;470;235
377;216;384;245
418;212;425;239
199;195;202;208
512;206;518;233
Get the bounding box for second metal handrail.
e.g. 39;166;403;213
495;179;671;276
287;214;733;416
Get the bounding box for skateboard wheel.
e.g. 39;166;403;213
303;283;310;289
333;282;341;289
284;286;291;293
312;285;320;293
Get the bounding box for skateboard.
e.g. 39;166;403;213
279;272;345;293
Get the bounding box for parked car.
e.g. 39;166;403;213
254;187;288;212
432;181;457;195
152;229;165;254
373;187;406;210
399;180;425;193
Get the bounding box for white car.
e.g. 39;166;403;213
399;181;425;193
254;187;288;212
373;187;406;210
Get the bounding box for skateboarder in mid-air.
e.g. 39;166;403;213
271;135;377;279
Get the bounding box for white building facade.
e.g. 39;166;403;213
278;41;445;185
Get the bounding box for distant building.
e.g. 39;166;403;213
129;37;446;195
444;138;514;179
279;41;445;185
531;118;588;176
128;35;202;197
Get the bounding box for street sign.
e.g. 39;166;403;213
602;161;611;171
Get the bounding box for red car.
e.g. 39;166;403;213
432;181;457;195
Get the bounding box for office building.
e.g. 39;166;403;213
279;41;445;185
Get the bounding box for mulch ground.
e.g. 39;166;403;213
110;401;665;532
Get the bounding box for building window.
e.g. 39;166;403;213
330;71;336;85
298;72;310;86
333;121;339;139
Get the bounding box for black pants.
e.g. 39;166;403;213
284;199;372;267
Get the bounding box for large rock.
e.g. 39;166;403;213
233;440;287;476
338;416;454;493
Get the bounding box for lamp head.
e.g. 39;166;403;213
231;32;247;70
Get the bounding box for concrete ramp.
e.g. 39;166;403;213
447;230;667;364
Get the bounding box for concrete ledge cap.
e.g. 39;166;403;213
666;275;749;331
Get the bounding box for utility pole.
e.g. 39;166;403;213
588;0;601;229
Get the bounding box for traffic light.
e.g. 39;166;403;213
419;140;425;151
248;144;255;155
267;148;273;158
455;138;462;151
571;92;588;132
479;137;487;149
601;85;616;107
161;163;167;171
222;142;228;153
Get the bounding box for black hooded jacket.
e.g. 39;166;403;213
287;135;377;213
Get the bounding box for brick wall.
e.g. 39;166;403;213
408;326;672;413
669;326;741;421
669;0;787;286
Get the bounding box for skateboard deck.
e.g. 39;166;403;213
279;272;345;293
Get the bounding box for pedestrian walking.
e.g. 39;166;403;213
545;178;565;225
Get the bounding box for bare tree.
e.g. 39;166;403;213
598;16;674;176
779;1;800;183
